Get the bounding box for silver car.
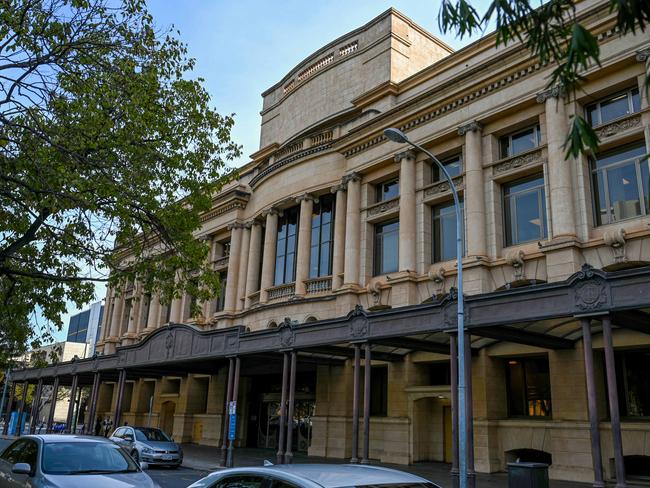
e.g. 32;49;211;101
0;434;157;488
110;426;183;467
188;463;441;488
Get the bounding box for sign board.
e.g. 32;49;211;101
228;401;237;415
228;413;237;441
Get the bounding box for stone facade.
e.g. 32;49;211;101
89;2;650;483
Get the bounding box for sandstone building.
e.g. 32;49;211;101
8;1;650;485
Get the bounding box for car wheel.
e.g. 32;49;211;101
131;450;139;463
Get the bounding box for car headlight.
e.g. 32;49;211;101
142;447;153;454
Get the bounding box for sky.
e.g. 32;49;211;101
50;0;493;342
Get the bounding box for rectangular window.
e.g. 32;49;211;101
374;220;399;275
586;87;641;127
591;143;649;226
432;200;465;262
432;154;462;182
616;349;650;417
503;174;547;246
370;366;388;416
376;178;399;202
500;125;541;158
215;271;227;312
506;356;552;417
309;194;334;278
274;206;299;285
429;362;451;385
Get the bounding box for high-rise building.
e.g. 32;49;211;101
66;301;104;355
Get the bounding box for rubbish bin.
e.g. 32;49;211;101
507;462;549;488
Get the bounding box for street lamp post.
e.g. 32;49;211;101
384;128;468;488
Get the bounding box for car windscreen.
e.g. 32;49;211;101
41;441;140;475
135;427;172;442
355;484;439;488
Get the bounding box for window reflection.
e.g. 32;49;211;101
374;220;399;275
309;195;334;278
586;88;640;127
376;178;399;202
432;200;465;262
503;175;547;246
432;154;462;182
500;125;541;158
274;207;299;285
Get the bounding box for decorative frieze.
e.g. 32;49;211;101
366;197;399;217
423;176;464;198
594;115;641;139
493;149;544;175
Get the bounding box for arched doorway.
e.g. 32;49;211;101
160;401;176;436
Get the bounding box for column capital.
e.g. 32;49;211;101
246;217;263;227
227;221;247;231
394;149;416;164
636;46;650;62
458;121;482;135
262;207;282;218
536;85;564;103
342;172;361;184
295;193;318;204
330;182;347;193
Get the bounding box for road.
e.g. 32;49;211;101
0;437;207;488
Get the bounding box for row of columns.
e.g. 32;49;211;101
582;315;627;488
1;370;122;437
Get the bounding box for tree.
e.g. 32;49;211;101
0;0;241;366
437;0;649;157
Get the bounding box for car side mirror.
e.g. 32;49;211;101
12;463;32;475
124;434;134;441
140;461;149;470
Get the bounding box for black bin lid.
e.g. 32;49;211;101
507;462;549;469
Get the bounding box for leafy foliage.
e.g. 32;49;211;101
437;0;649;157
0;0;241;367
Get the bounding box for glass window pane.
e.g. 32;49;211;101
510;128;537;156
274;256;285;285
433;155;462;181
595;145;646;169
320;243;331;276
382;228;399;273
592;170;608;225
587;104;600;126
607;163;642;221
507;361;526;416
600;93;630;124
642;160;649;215
514;191;544;243
309;245;319;279
286;253;295;283
631;88;641;113
322;207;332;224
377;179;399;202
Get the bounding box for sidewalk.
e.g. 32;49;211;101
179;445;632;488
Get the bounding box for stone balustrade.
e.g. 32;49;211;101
305;276;333;294
267;283;296;301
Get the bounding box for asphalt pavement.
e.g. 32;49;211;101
0;437;208;488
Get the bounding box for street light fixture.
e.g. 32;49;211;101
384;127;468;488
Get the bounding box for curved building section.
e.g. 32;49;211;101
10;2;650;484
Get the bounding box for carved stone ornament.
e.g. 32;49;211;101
595;115;641;139
296;193;318;204
342;172;361;184
394;150;416;164
604;227;627;264
535;85;564;103
457;121;482;136
349;304;366;318
350;315;369;338
165;331;174;358
428;266;446;295
636;46;650;62
494;150;543;174
367;198;399;217
505;249;526;281
366;280;384;306
330;182;347;194
278;317;296;348
226;334;238;352
443;302;457;327
574;278;608;311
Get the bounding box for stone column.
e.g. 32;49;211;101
145;293;161;332
244;220;263;308
537;87;576;238
396;151;416;271
295;194;316;296
106;290;124;354
235;223;252;311
135;292;148;335
602;316;627;488
260;209;280;303
224;223;243;312
458;121;486;257
331;183;347;290
343;173;361;286
168;273;183;323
